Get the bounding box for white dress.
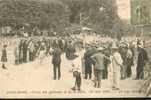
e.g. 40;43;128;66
107;57;113;83
38;47;46;64
111;52;123;89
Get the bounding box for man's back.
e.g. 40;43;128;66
66;44;76;60
92;52;105;70
138;48;148;66
52;48;61;65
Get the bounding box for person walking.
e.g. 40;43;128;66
71;53;82;91
52;46;62;80
91;47;108;88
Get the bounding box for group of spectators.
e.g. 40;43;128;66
49;35;150;92
12;36;83;65
0;35;150;96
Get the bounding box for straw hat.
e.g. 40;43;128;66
97;46;105;51
112;42;118;49
138;44;143;48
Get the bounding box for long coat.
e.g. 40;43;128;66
111;52;123;88
84;48;96;73
137;48;149;68
137;47;149;79
91;52;106;70
52;48;62;66
65;44;76;60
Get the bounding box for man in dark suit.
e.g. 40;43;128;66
136;46;149;80
84;46;96;79
19;39;24;64
103;47;111;79
65;40;76;60
52;46;62;80
22;39;28;63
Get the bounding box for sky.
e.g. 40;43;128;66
116;0;130;20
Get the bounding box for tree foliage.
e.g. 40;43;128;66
0;0;122;35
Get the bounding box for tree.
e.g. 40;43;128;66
0;0;70;32
0;0;121;36
62;0;121;35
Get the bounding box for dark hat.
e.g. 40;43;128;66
3;44;7;47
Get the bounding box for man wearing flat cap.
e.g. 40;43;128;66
91;46;109;88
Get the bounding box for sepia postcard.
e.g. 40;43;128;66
0;0;151;98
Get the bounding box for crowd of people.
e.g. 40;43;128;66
0;34;151;96
50;35;150;92
11;36;83;65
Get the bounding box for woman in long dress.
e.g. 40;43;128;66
38;42;46;64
